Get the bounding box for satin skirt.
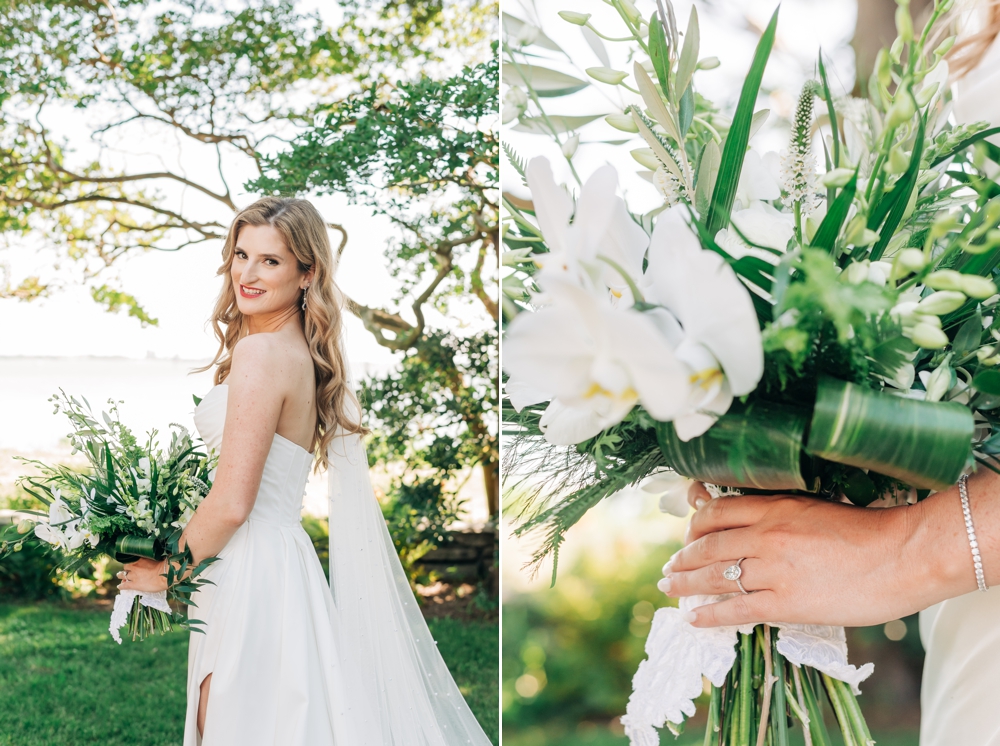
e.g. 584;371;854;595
919;585;1000;745
183;518;361;746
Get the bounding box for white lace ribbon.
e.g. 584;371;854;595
109;590;172;644
620;593;874;746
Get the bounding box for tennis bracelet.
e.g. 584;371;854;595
958;474;989;593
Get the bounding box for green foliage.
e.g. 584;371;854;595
300;514;330;581
249;52;499;339
382;478;461;580
0;541;61;601
0;602;498;745
90;285;159;327
502;540;680;734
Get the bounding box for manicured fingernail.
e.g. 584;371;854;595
657;576;672;594
695;498;707;509
681;610;697;624
662;560;673;574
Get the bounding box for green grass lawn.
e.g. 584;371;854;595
0;602;498;746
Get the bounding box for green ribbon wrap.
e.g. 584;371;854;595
114;535;163;563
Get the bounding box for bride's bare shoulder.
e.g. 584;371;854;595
230;332;312;380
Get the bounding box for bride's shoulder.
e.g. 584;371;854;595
230;332;311;379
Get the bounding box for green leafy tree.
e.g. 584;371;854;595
249;50;500;518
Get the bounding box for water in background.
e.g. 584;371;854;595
0;356;488;524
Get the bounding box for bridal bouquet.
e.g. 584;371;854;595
502;0;1000;742
0;392;219;643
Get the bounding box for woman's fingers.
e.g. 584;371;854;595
660;558;767;598
668;526;756;573
686;494;776;544
686;481;711;510
686;590;779;628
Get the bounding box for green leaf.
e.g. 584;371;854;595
706;6;779;234
648;16;672;102
810;169;858;251
502;16;564;53
806;377;973;491
953;311;984;354
695;139;721;217
679;84;695;137
870;115;925;261
512;114;605;134
930;125;1000;167
631;108;684;182
674;6;700;106
972;369;1000;395
817;51;840;169
501;62;588;97
633;62;682;145
656;399;811;491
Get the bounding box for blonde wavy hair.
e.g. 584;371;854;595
199;197;363;469
940;0;1000;78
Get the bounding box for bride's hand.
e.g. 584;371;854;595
659;482;975;629
117;558;169;593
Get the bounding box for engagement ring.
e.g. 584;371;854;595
723;558;749;595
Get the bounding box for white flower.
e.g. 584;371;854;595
715;201;794;261
526;157;648;302
138;456;151;475
503;281;692;445
641;207;765;440
502;87;528;124
34;523;65;549
652;167;684;208
639;471;693;517
734;150;782;209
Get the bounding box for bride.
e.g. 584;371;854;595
114;197;493;745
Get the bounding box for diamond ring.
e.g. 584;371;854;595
723;558;749;595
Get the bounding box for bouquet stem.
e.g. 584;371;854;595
125;595;174;642
707;625;871;746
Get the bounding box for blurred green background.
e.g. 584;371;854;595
501;493;923;746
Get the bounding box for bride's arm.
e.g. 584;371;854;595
179;335;286;563
120;336;285;590
660;469;1000;628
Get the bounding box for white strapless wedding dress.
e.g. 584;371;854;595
918;32;1000;746
185;384;364;745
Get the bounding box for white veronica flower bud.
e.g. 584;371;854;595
631;148;660;171
619;0;641;23
885;92;916;129
561;134;580;159
606;114;639;133
924;364;953;402
821;168;855;188
978;345;1000;366
846;261;870;285
924;269;964;291
558;10;591;25
897;248;926;273
587;67;628;85
697;57;721;71
960;275;998;300
917;290;966;316
908;322;949;349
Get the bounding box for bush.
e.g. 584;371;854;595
0;540;61;601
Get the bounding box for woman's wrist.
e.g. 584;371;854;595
900;483;980;609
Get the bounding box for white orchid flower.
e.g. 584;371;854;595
641;207;765;440
639;471;694;517
715;201;794;261
33;522;65;548
502;281;692;445
734;150;782;209
526;157;648;302
138;456;151;475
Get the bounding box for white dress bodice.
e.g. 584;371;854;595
193;383;313;527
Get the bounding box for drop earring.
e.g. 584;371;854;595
301;285;309;311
